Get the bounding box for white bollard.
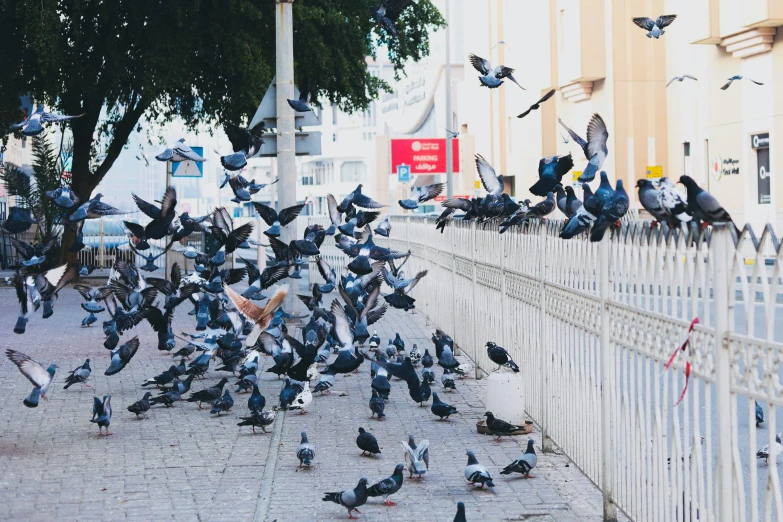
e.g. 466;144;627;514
485;370;525;425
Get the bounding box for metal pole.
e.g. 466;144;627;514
444;0;453;199
599;234;617;521
165;160;172;277
276;0;298;313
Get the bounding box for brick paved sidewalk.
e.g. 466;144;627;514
0;286;616;522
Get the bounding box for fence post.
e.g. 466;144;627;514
450;222;459;356
540;223;554;453
712;225;733;522
98;218;105;270
599;234;617;521
499;229;507;348
471;221;479;379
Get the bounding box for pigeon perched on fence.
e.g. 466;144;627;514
636;179;669;226
530;153;573;197
632;14;676;39
127;392;152;419
357;427;381;456
431;392;458;420
367;463;404;506
297;431;316;468
500;439;538;477
590;179;629;242
90;395;112;436
464;451;495;490
656;178;692;227
63;359;91;389
484;412;525;440
679;175;738;235
322;477;369;519
6;349;57;407
486;342;519;372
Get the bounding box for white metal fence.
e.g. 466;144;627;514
309;215;783;522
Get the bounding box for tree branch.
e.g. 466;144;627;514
92;96;151;187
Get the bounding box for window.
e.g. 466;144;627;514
332;103;338;125
341;162;367;183
683;142;691;157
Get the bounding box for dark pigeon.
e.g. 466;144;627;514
357;427;381;456
367;463;404;506
431;392;457;420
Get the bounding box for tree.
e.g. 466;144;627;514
0;0;445;225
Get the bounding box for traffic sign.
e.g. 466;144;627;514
172;146;205;177
249;76;321;129
646;166;662;179
397;165;411;183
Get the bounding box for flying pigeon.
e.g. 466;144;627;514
632;14;677;38
297;431;316;468
9;104;84;136
720;75;763;90
287;84;319;119
667;75;697;87
337;185;386;212
63;359;91;389
530;153;574;197
475;154;504;197
45;186;79;209
500;439;538;477
401;435;429;478
223;285;288;347
105;337;140;376
252;201;305;238
357;427;381;456
367;464;404;506
558;114;608;183
679;175;738;233
90;394;112;436
486;342;519;372
374;216;391;237
322;477;369;519
127;392;152;419
464;450;495;489
484;411;525;440
6;349;57;407
517;89;556;119
2;206;38;234
237;411;276;434
155;138;206;162
590;179;629;242
369;0;414;37
431;392;457;420
399;182;445;210
469;53;525;89
219;121;266;171
68;194;127;223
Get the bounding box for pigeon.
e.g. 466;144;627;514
667;75;697;87
68;194;127;223
431;392;457;420
486;342;519;372
288;382;312;414
367;464;404;506
187;378;229;408
756;433;782;464
636;179;669;225
252;201;305;238
313;373;335;395
720;75;763;90
517;89;556;119
63;359;91;389
297;431;316;468
248;384;266;413
399;183;445;210
374;217;391;237
469;53;525;89
210;389;234;415
501;439;538;477
123;221;150;250
475;154;504;197
45;186;79;209
6;349;58;407
155;138;207;162
149;388;181;408
127;392;152;419
409;344;421;365
632;14;677;38
9;104;84;136
401;435;429;478
287;83;319;118
441;370;456;391
132;186;178;240
422;367;435;384
82;313;98;327
337;184;386;212
322;477;369;519
278;378;302;410
223;285;288;347
590;179;629;242
392;334;405;353
679;175;737;233
464;451;495;489
561;115;608;183
219;121;265;171
438;345;460;371
105;337;140;376
369;0;414;37
90;394;112;435
656;177;692;227
370;389;386;419
756;401;764;427
209;207;254;254
563;185;582;217
74;285;106;314
530;153;574;197
2;206;38;234
369;331;381;349
421;349;434;368
454;502;467;522
237;411;276;434
484;412;525;440
357;427;381;456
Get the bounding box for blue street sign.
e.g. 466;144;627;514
397;164;411;183
172;146;205;177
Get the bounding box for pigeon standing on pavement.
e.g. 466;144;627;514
464;451;495;490
454;502;468;522
558;114;608;183
500;439;538;477
486;342;519;372
63;359;91;389
186;377;229;408
297;431;316;468
6;349;58;407
90;395;112;436
248;384;265;413
210;389;234;415
127;392;152;419
322;477;369;519
756;434;783;464
237;411;276;434
484;412;525;440
401;434;429;478
367;463;404;506
441;370;457;391
431;392;458;420
357;427;382;456
370;389;386;419
632;14;677;38
288;381;312;414
756;401;764;427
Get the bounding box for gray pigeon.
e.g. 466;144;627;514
90;395;112;436
464;450;495;490
63;359;91;389
666;75;697;87
401;434;429;478
558;114;608;183
635;179;669;224
679;175;738;234
127;392;152;419
6;349;57;408
297;431;316;468
9;104;84;136
632;14;677;38
590;179;629;242
721;75;763;90
469;53;525;89
155;138;206;162
500;439;538;477
322;477;368;518
219;122;266;171
399;183;445;210
237;411;276;434
68;194;127;223
367;463;404;505
210;389;234;415
105;337;140;376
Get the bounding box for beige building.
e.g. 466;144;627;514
374;0;783;230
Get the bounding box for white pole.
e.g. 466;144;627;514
276;0;298;313
444;0;453;199
599;234;617;521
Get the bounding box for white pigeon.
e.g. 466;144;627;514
656;177;692;225
155;138;207;163
757;434;783;464
289;381;312;413
402;435;429;479
464;450;495;489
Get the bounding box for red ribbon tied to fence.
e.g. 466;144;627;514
664;317;700;407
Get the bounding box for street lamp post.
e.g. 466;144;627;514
444;0;453;199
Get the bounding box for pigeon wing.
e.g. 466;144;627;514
41;111;84;123
469;54;491;75
330;300;354;347
327;194;342;226
385;0;413;20
159;186;177;218
132;194;161;219
278;204;305;226
223;122;251;153
6;349;50;388
251;202;279;226
419;183;445;203
558;118;588;152
632;17;655;30
586;114;609;157
475;154;501;195
655;14;677;29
